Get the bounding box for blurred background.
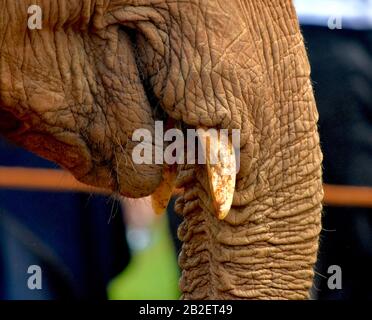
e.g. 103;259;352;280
0;139;180;299
295;0;372;299
0;0;371;300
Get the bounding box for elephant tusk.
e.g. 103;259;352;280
151;165;178;215
197;128;236;220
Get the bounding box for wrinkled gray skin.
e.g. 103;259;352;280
0;0;323;299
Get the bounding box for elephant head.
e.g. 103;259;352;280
0;0;323;299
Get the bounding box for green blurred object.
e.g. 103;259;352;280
108;215;180;300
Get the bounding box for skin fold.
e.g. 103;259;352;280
0;0;323;299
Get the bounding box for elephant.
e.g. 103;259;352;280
0;0;323;299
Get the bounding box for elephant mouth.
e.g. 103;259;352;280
0;104;237;219
147;117;238;219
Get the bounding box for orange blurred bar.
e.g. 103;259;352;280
0;166;109;194
323;184;372;208
0;166;372;208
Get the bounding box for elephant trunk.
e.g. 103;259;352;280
175;161;323;300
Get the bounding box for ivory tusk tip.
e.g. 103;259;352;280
151;200;167;215
197;127;237;220
151;166;178;216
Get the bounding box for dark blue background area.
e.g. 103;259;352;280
0;139;130;299
302;26;372;300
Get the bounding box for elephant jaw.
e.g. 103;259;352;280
151;127;237;220
0;94;237;213
0;103;161;198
